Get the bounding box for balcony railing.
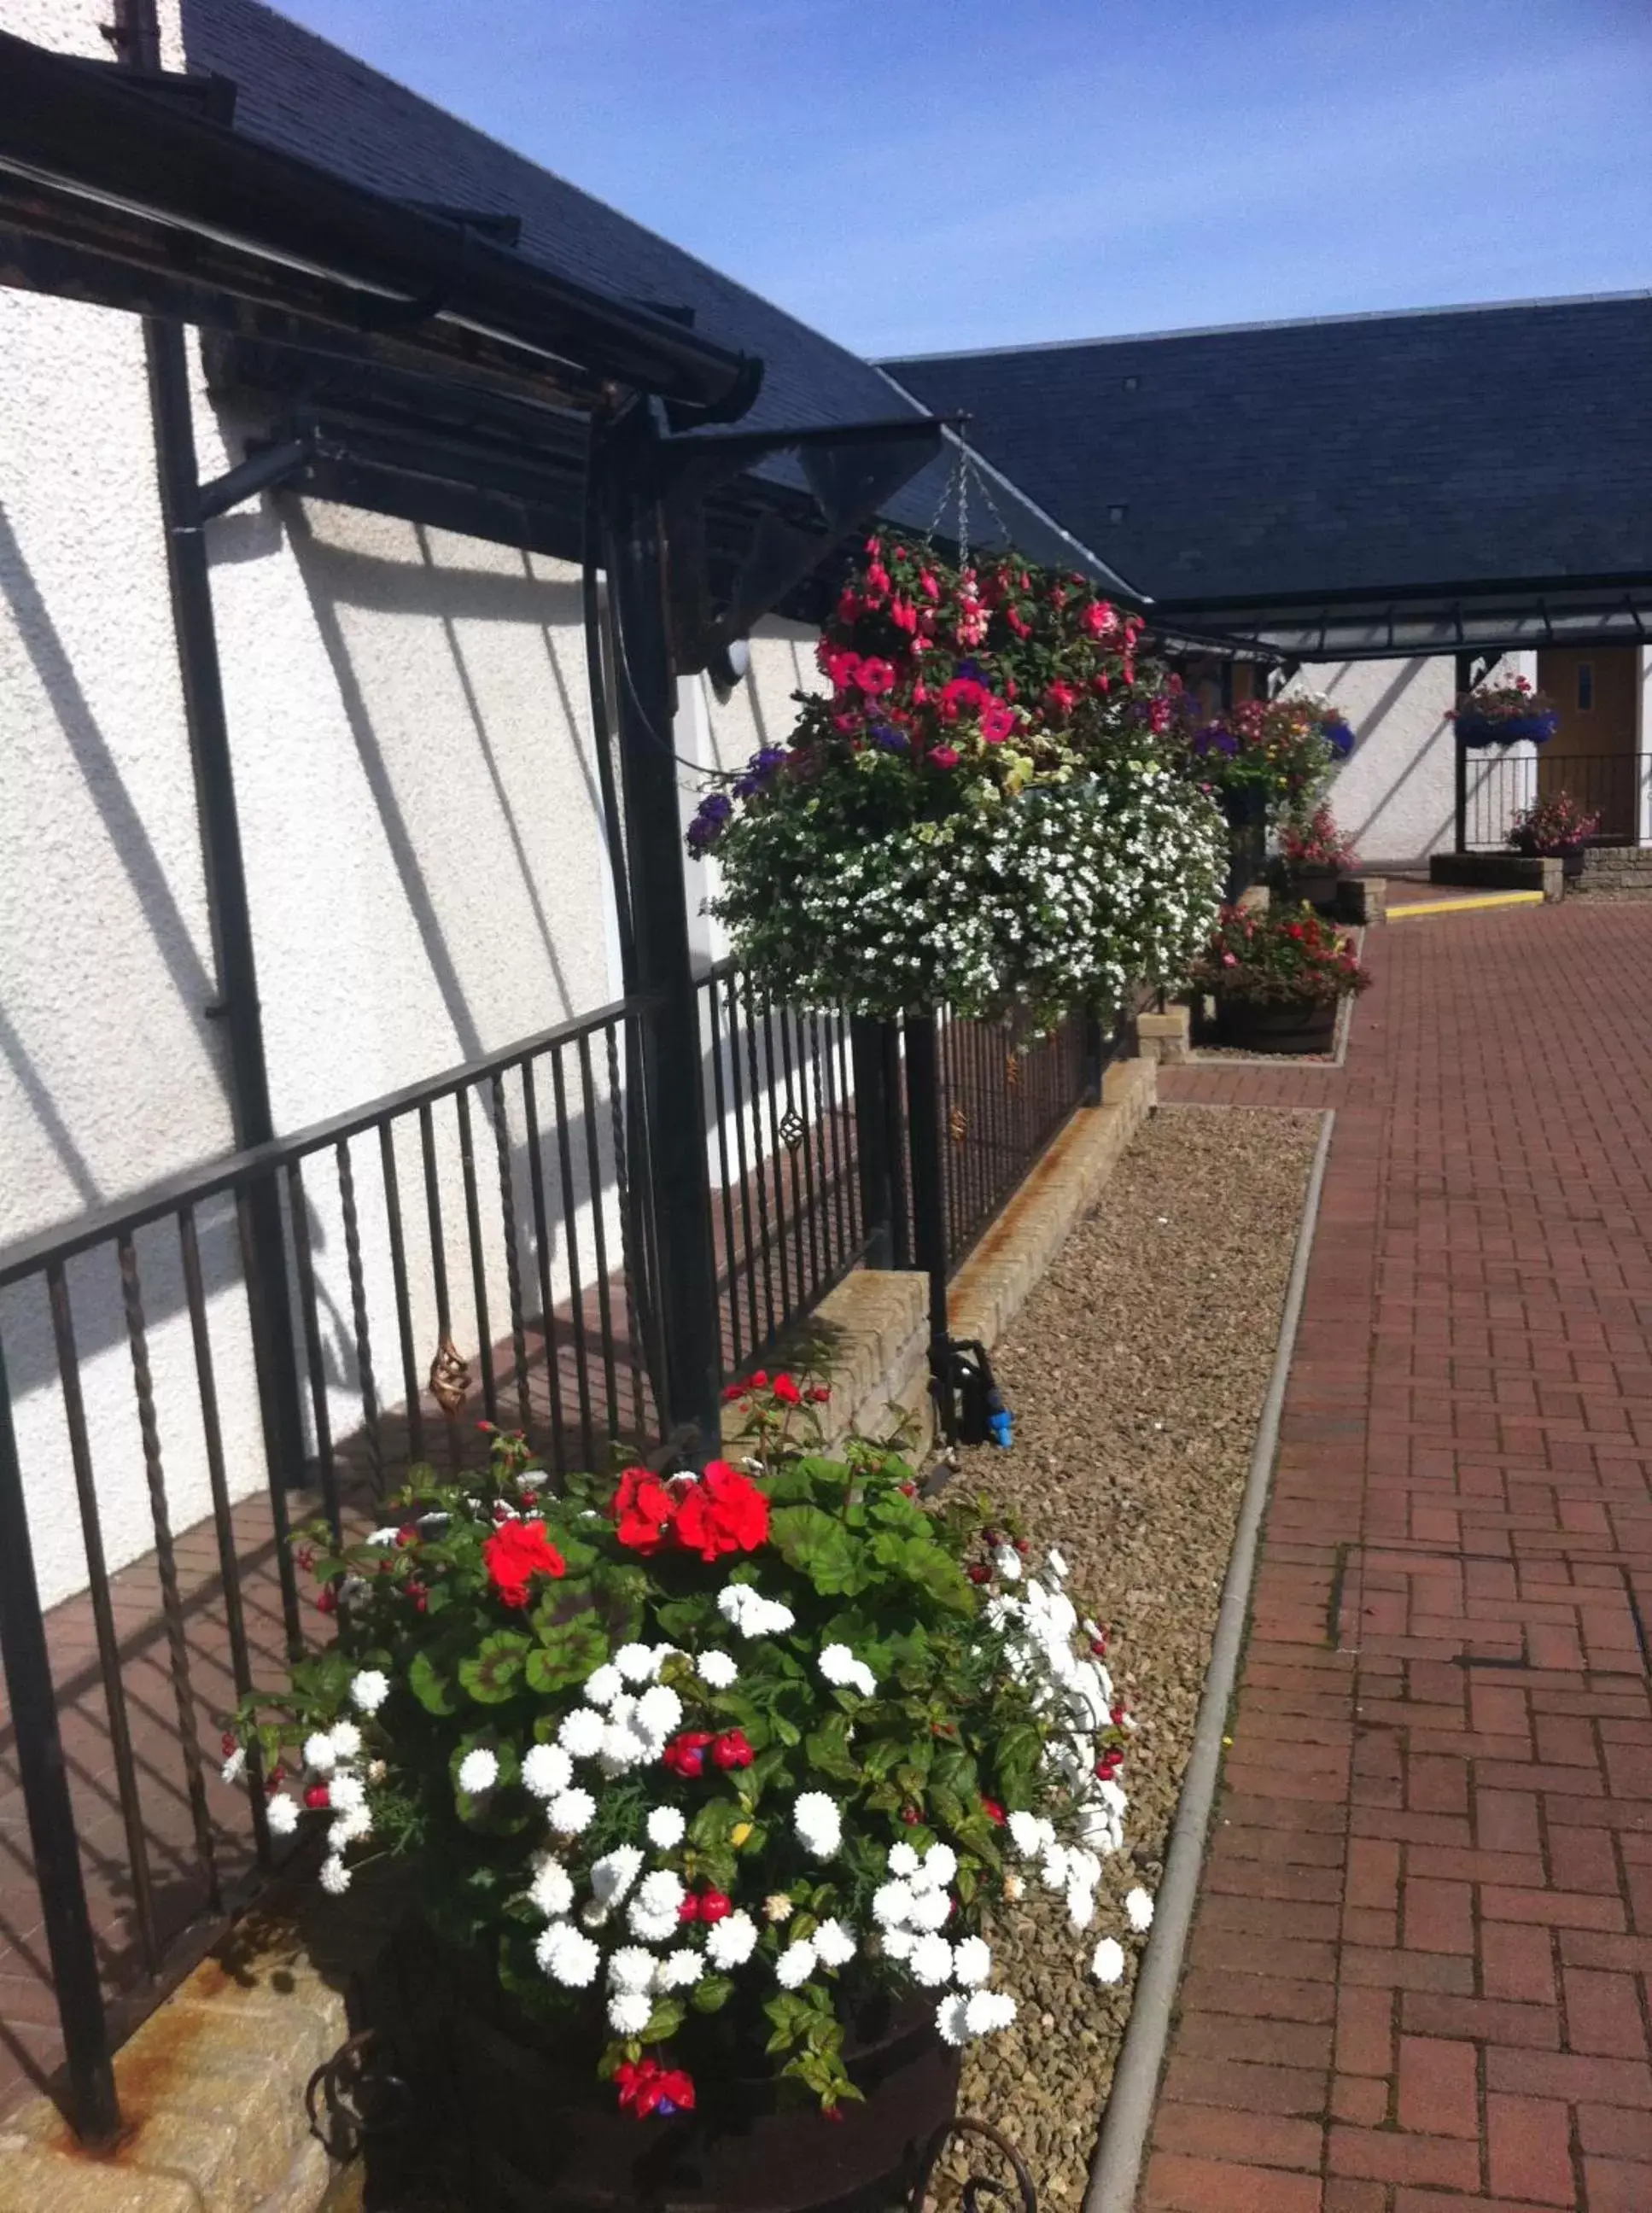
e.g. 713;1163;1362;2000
1459;750;1650;851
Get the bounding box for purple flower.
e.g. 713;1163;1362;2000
1324;719;1355;759
686;791;733;856
870;722;908;752
954;659;987;686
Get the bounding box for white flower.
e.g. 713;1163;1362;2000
907;1886;951;1933
457;1748;499;1796
633;1685;683;1743
872;1880;915;1929
608;1947;657;1993
599;1722;651;1775
964;1991;1016;2035
717;1586;796;1638
591;1846;645;1907
537;1924;600;1987
330;1805;373;1849
636;1870;686;1918
548;1788;596;1836
1044;1548;1069;1582
655;1949;705;1990
366;1526;401;1546
607;1990;652;2035
330;1721;362;1761
886;1842;920;1880
1126;1887;1155;1933
774;1941;818;1990
1066;1883;1096;1931
705;1911;759;1969
318;1854;351;1896
879;1927;916;1962
909;1933;954;1987
558;1708;606;1759
696;1651;738;1689
646;1807;687;1850
918;1843;957;1891
1091;1937;1126;1985
792;1792;842;1859
583;1665;623;1709
266;1793;300;1836
935;1994;972;2047
952;1936;992;1987
1039;1844;1071;1893
814;1918;856;1968
529;1860;575;1918
763;1893;794;1924
1007;1811;1050;1859
522;1743;575;1801
220;1748;247;1784
819;1644;878;1698
994;1547;1024;1583
615;1643;657;1683
328;1771;366;1813
303;1732;338;1775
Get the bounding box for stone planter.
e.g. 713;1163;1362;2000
1512;837;1585;879
403;1944;960;2213
1212;993;1340;1056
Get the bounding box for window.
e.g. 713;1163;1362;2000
1577;662;1595;711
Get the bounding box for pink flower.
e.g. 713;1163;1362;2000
929;744;960;770
979;700;1017;745
852;657;897;697
1084;601;1119;639
939;676;990;721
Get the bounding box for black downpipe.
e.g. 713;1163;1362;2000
116;0;307;1489
595;401;723;1463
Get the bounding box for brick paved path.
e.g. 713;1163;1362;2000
1149;902;1652;2213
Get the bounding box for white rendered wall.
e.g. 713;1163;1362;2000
1292;656;1458;866
0;3;628;1602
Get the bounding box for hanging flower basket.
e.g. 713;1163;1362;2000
226;1393;1155;2169
1453;676;1558;748
689;534;1223;1028
1176;691;1345;820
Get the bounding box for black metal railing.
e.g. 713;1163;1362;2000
698;963;864;1375
1459;750;1649;851
0;963;1108;2138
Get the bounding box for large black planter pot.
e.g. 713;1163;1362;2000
402;1943;960;2213
1511;836;1585;879
1214;993;1340;1055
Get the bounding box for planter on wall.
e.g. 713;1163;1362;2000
1212;993;1340;1056
1454;712;1559;749
1512;837;1586;879
1280;862;1345;913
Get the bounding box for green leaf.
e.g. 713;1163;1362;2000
805;1714;860;1784
458;1631;531;1704
408;1648;458;1716
692;1973;733;2015
643;1999;686;2042
768;1504;861;1596
524;1617;608;1695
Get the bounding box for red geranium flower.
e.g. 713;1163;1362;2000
662;1731;715;1778
674;1461;769;1561
611;1466;680;1555
482;1518;566;1608
981;1797;1007;1825
772;1373;802;1406
697;1889;733;1923
304;1784;330;1809
710;1730;753;1771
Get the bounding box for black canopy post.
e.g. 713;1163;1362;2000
597;400;723;1463
902;1013;954;1445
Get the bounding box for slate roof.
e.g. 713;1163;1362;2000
884;295;1652;608
178;0;1120;580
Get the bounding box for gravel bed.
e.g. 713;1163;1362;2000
937;1104;1322;2206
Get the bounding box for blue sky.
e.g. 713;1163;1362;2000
280;0;1651;359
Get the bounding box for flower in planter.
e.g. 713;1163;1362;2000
1188;902;1372;1007
1453;673;1559;747
688;533;1222;1029
229;1389;1145;2120
1277;805;1357;873
1508;790;1598;855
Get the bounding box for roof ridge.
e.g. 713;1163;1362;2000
881;289;1652;365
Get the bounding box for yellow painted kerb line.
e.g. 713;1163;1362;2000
1387;890;1546;919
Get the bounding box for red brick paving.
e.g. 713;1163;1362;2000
1149;900;1652;2211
